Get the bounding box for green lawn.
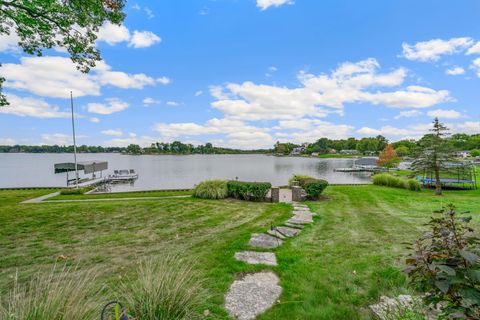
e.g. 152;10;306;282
50;189;193;200
1;186;479;319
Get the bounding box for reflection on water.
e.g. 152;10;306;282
0;153;371;191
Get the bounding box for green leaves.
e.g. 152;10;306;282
405;204;480;318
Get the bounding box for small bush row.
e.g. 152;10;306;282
373;174;421;191
289;174;329;200
192;180;228;199
59;187;92;195
227;180;272;201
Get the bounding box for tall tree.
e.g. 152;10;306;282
412;118;454;196
0;0;126;106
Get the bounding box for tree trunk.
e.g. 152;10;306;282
435;166;442;196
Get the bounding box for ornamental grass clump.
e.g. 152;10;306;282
0;265;99;320
117;256;208;320
192;180;228;199
373;174;420;191
405;204;480;319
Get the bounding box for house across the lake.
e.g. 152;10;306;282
291;147;306;155
455;150;470;158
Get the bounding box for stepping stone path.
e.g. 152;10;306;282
225;202;318;319
235;251;277;266
248;233;283;249
225;272;282;320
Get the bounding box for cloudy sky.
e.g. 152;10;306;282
1;0;479;149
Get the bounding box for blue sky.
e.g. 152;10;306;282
1;0;480;149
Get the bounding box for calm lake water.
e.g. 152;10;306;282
0;153;371;191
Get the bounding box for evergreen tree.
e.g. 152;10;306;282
411;118;454;195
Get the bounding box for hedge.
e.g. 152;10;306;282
303;178;329;200
227;181;272;201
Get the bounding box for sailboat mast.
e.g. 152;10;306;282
70;91;79;188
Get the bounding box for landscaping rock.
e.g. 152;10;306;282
369;295;439;320
284;222;305;229
274;226;301;237
235;251;277;266
267;229;286;239
225;271;282;320
248;233;283;249
287;212;313;224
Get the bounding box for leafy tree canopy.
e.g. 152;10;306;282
0;0;126;106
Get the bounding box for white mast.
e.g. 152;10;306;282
70;91;79;188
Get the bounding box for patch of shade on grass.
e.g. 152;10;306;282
49;189;193;200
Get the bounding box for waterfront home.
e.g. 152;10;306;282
455;150;470;158
339;149;358;155
291;147;306;155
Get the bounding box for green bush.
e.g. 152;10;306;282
288;175;314;187
59;187;91;195
303;179;329;200
406;179;421;191
471;149;480;157
227;181;271;201
192;180;228;199
373;174;421;191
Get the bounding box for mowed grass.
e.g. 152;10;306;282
50;188;193;200
1;186;479;319
0;189;291;318
260;185;480;320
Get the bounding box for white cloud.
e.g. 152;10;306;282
1;56;158;98
445;66;465;75
142;97;161;106
89;117;100;123
96;22;161;49
105;135;158;147
394;110;423;119
40;133;72;145
96;22;131;45
210;59;450;122
194;90;203;96
402;37;473;61
0;94;71;118
0;138;16;145
257;0;294;10
166;101;179;107
470;58;480;77
101;129;123;136
86;98;129;115
129;31;161;48
144;7;154;19
157;76;171;85
427;109;462;119
275;119;354;142
466;42;480;55
0;33;20;53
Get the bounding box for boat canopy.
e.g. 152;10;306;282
54;161;108;174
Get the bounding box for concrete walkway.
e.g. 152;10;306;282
226;202;317;319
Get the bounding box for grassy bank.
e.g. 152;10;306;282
1;186;479;318
50;189;193;200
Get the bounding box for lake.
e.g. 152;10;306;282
0;153;371;191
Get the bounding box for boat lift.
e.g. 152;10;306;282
54;161;108;187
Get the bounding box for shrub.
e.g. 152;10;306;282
471;149;480;157
192;180;228;199
373;174;421;191
227;181;271;201
117;256;208;320
303;179;329;200
288;175;314;187
0;265;99;320
406;179;421;191
59;187;91;195
405;204;480;319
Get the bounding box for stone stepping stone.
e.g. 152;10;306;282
286;217;312;225
248;233;283;249
235;251;277;266
225;271;282;320
274;226;301;237
292;212;314;222
267;229;286;239
284;222;305;229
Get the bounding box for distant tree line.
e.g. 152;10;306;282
274;133;480;156
0;141;271;155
